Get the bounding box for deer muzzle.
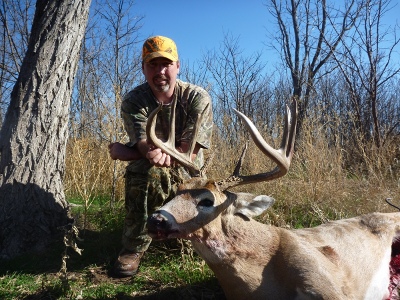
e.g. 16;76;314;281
147;210;179;240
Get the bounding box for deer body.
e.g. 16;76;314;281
148;178;399;300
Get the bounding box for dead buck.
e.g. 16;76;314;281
146;100;400;300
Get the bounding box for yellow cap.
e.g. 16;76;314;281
142;36;179;63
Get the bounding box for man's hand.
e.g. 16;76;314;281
134;139;201;168
144;141;202;167
108;142;142;161
146;147;172;167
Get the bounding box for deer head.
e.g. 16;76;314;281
146;100;297;241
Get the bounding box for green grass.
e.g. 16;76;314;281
0;197;224;300
1;177;397;299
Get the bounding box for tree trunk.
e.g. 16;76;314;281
0;0;91;260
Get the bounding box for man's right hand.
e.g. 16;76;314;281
108;142;142;161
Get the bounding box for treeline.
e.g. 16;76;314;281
1;0;399;203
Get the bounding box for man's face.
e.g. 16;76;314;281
143;57;180;93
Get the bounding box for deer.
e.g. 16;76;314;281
146;99;400;300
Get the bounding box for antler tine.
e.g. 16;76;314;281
146;101;209;177
188;103;209;159
168;97;177;148
281;101;297;159
233;140;249;177
217;99;297;191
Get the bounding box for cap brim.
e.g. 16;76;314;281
143;52;177;63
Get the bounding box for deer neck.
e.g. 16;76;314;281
191;214;281;266
190;215;284;299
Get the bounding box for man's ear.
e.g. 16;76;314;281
227;192;275;218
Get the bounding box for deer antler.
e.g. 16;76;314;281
146;99;209;177
217;100;297;191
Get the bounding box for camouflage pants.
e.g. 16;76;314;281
122;159;190;253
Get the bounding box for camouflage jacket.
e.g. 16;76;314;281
121;79;213;169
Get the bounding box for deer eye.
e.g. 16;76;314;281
198;198;214;207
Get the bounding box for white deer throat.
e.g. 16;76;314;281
192;237;231;263
193;233;258;265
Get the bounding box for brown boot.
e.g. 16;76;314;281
112;249;144;277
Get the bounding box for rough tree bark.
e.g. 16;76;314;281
0;0;91;260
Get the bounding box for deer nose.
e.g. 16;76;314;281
147;211;168;228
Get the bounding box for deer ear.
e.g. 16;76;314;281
229;192;275;218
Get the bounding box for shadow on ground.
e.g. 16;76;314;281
0;229;121;274
0;228;226;300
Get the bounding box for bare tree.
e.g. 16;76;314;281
70;0;142;139
0;0;35;127
203;33;267;145
0;0;92;259
67;0;143;210
328;0;400;148
179;59;210;92
98;0;143;206
266;0;363;136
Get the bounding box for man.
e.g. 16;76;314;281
108;35;213;277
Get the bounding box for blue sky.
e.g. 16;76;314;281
133;0;274;64
133;0;399;67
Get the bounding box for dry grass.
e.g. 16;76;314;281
64;111;399;230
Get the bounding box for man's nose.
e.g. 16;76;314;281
156;64;167;74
